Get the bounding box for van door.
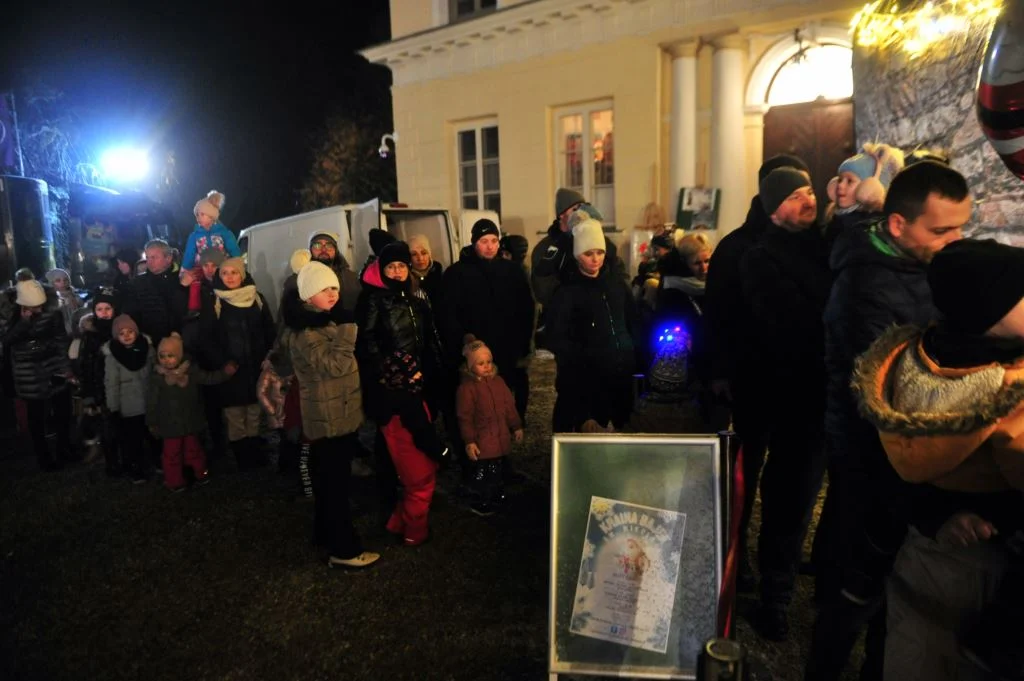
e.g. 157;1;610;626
458;209;501;248
350;199;380;271
383;209;458;268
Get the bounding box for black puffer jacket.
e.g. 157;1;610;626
546;267;638;380
739;223;832;405
438;246;534;372
121;265;188;343
2;303;69;401
824;221;939;450
76;322;112;406
704;196;769;382
355;259;443;387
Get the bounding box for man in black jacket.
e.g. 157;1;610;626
804;161;972;679
739;168;833;640
121;239;189;344
704;154;810;592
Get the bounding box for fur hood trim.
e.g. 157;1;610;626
853;324;1024;437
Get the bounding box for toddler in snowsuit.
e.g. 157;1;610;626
181;190;240;314
456;334;523;516
147;333;236;491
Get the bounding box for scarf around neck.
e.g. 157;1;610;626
155;359;191;387
110;334;150;371
214;284;258;308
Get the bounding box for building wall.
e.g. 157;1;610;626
391;0;435;40
391;36;663;245
853;24;1024;242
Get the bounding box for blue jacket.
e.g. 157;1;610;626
182;223;240;268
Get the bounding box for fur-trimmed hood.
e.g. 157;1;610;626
852;324;1024;491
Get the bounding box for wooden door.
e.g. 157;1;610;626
763;97;855;221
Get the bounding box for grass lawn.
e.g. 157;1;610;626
0;357;861;681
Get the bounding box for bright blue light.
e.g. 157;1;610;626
100;148;150;182
666;335;674;341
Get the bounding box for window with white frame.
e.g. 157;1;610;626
449;0;497;22
457;122;501;215
554;101;614;225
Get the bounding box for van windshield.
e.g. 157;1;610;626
383;211;455;268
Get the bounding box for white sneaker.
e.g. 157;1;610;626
328;552;380;569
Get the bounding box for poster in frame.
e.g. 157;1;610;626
549;434;723;680
675;187;721;232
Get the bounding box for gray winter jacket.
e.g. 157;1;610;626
103;340;153;417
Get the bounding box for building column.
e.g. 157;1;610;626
711;34;748;235
669;41;699;209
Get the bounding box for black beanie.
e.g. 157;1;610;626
369;228;396;256
759;168;812;216
91;287;119;313
758;154;810;183
378;241;411;271
929;239;1024;334
471;218;500;244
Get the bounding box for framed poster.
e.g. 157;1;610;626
675;188;720;231
549;434;723;680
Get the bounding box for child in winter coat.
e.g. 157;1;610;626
456;334;522;516
147;333;236;491
181;190;240;314
69;288;119;468
104;314;154;483
285;261;378;569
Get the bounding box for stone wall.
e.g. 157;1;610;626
853;24;1024;242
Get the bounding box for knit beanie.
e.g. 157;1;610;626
461;333;489;360
290;249;312;275
45;268;71;284
219;256;246;278
758;154;810;183
199;249;226;267
650;233;674;251
838;143;903;190
565;203;604;230
158;332;184;363
759;168;812;216
471;218;501;244
369;228;396;256
297;261;340;302
91;287;119;312
15;280;46;307
573;218;606;258
379;241;411;270
406;234;432;257
500;234;529;262
555;188;587;217
112;314;138;337
310;231;339;249
929;239;1024;334
194;190;225;220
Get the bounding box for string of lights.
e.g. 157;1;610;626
851;0;1002;58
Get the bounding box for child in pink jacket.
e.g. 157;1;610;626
455;334;523;516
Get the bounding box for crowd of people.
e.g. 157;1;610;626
2;147;1022;679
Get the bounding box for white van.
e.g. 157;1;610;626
238;199;499;314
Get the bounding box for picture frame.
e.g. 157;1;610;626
548;434;724;680
675;188;721;231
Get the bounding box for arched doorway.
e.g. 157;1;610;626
747;28;855;219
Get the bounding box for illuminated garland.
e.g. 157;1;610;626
851;0;1002;58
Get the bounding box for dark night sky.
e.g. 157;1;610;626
0;1;393;232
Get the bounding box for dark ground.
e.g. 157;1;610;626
0;357;861;681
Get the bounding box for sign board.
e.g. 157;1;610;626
549;434;723;680
675;188;720;232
